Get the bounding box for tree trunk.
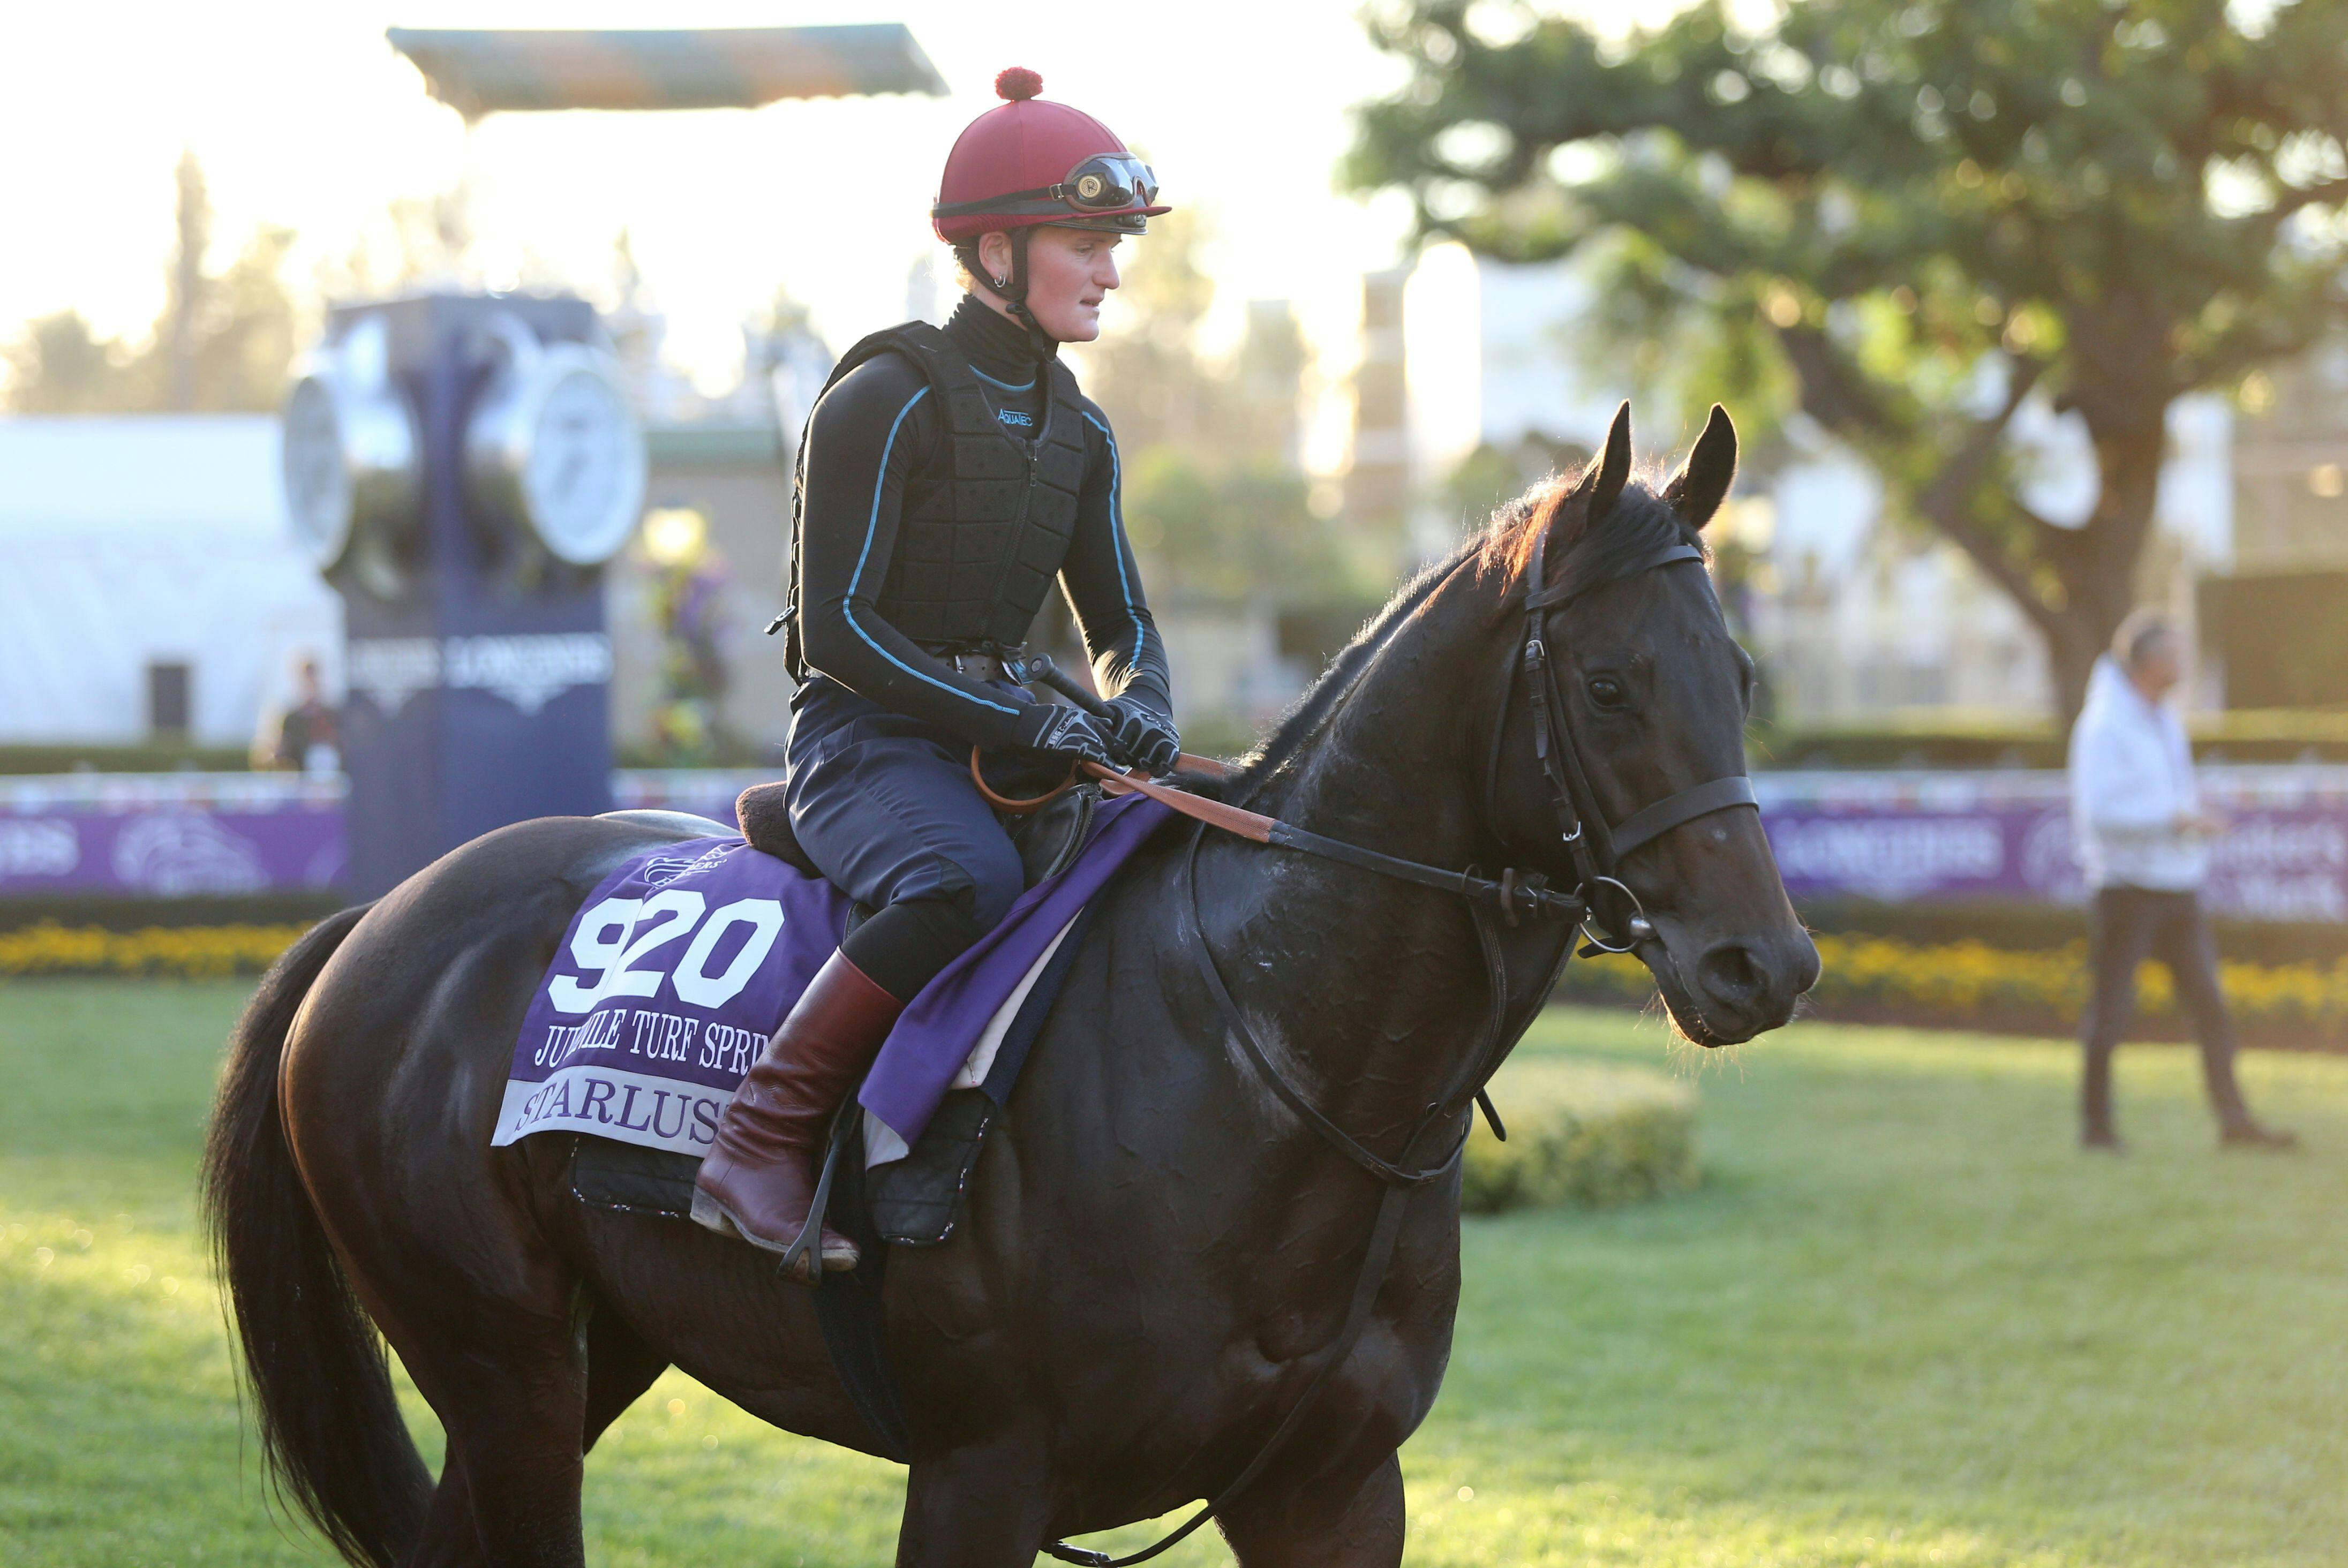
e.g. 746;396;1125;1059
2042;406;2170;728
165;152;208;413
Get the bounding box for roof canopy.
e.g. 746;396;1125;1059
385;25;948;119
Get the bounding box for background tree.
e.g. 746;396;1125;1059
162;149;210;410
1349;0;2348;718
3;150;299;414
2;312;127;413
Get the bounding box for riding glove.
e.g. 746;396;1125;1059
1018;702;1122;771
1105;696;1182;775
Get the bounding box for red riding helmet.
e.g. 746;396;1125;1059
931;67;1170;242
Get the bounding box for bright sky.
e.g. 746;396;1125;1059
1;2;1432;403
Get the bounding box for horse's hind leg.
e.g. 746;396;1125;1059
410;1327;594;1567
583;1302;671;1451
1217;1451;1405;1568
399;1305;665;1567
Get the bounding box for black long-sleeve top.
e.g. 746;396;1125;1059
793;296;1172;750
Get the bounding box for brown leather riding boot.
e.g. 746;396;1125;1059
690;951;904;1283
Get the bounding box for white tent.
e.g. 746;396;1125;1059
0;416;340;746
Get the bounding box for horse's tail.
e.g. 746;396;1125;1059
199;903;432;1568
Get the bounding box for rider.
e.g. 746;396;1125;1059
694;67;1181;1277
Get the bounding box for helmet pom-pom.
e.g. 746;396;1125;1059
994;66;1043;102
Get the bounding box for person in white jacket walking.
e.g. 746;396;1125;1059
2068;610;2294;1151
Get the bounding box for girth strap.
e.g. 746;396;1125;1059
1606;775;1758;859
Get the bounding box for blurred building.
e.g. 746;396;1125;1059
0;410;803;762
0;416;339;747
608;424;794;761
2204;346;2348;709
1344;269;1411;546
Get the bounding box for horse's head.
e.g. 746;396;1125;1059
1486;403;1817;1045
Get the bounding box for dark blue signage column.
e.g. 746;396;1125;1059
283;292;646;897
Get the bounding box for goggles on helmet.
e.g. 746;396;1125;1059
934;154;1160;223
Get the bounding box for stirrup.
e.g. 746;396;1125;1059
776;1104;862;1284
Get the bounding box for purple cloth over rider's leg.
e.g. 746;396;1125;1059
860;791;1173;1147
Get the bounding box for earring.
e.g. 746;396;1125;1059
994;274;1009;289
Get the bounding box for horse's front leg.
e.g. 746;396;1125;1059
1217;1449;1405;1568
895;1434;1057;1568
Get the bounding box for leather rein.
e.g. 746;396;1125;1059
1023;512;1760;1566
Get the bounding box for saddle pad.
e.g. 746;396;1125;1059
494;793;1171;1160
571;900;1099;1252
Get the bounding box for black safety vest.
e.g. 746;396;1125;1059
782;322;1092;679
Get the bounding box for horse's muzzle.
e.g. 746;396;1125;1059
1668;926;1820;1045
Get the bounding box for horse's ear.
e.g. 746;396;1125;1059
1538;402;1634;565
1579;402;1632;523
1661;404;1737;529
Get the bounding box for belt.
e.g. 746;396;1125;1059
922;643;1028;683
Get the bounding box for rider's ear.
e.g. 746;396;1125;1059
1661;404;1737;529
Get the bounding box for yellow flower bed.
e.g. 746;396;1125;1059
0;922;308;979
1557;932;2348;1042
9;918;2346;1047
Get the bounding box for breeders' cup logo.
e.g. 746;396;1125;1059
2019;808;2087;905
637;845;737;887
110;813;267;895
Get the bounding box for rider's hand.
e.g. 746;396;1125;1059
1018;702;1121;771
1105;696;1181;776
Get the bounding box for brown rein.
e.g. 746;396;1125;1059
968;748;1277;845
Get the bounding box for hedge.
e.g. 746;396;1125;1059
1555;933;2348;1050
1462;1058;1699;1214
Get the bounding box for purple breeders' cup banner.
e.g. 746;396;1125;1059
10;768;2346;926
1757;769;2348;923
492;793;1174;1162
0;774;346;895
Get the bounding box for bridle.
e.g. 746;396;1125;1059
1486;513;1760;951
1034;503;1760;1566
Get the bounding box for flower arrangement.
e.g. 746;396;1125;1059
0;922;310;979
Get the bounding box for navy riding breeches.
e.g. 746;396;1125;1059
785;676;1028;959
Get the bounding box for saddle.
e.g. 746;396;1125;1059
732;774;1099;900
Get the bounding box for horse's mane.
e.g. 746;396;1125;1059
1202;471;1703;802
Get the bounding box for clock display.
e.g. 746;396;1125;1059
464;320;647;567
523;358;646;564
277;314;420;584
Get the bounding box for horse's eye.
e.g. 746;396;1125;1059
1586;675;1628;710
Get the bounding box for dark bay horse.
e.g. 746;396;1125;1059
202;405;1816;1567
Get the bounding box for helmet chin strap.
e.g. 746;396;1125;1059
992;228;1060;358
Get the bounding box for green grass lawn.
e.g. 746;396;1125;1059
1;979;2342;1566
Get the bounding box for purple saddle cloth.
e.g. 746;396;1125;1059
493;793;1172;1159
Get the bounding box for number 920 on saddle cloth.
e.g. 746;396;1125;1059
491;791;1173;1171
